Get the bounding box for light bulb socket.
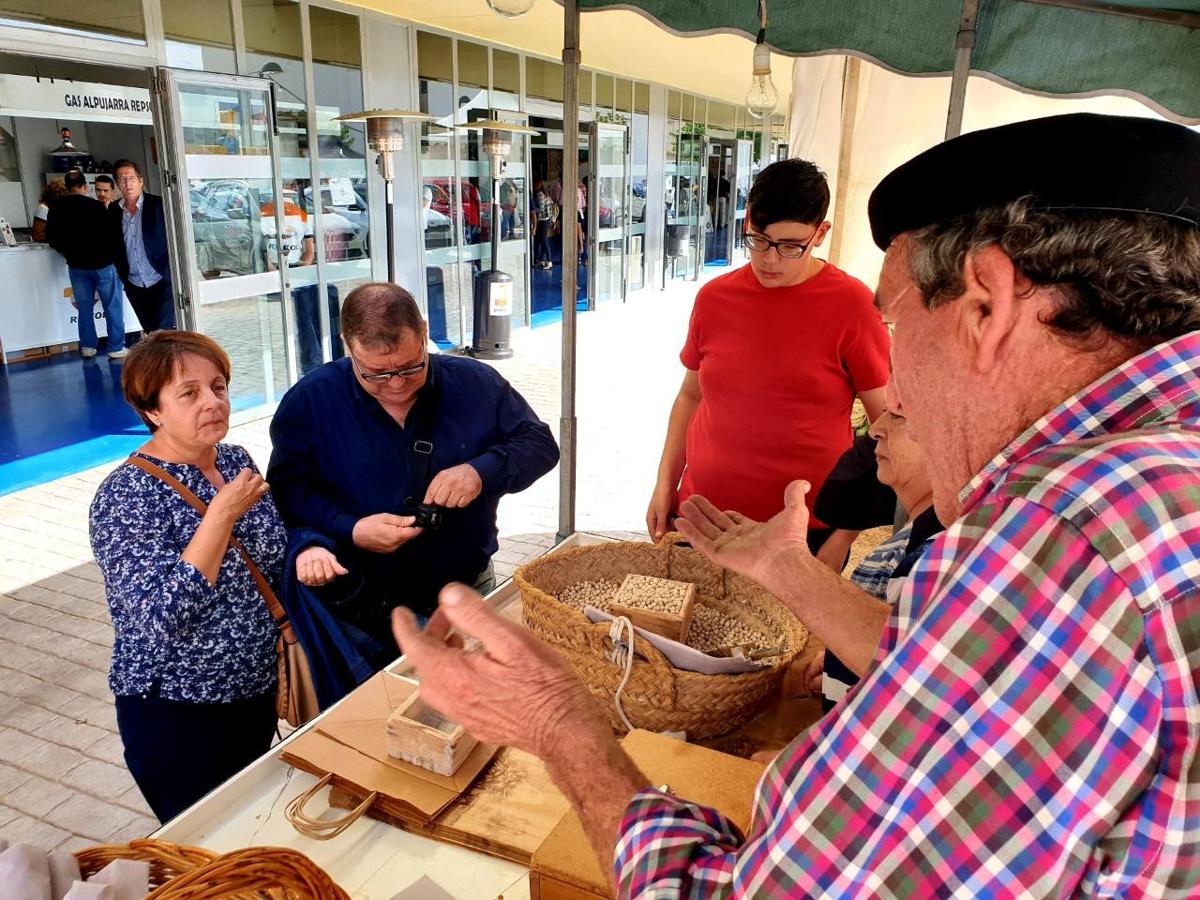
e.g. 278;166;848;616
752;42;772;76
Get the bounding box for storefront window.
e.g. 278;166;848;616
526;56;563;103
0;0;145;44
628;81;649;291
162;0;236;73
492;48;520;112
594;74;614;117
309;4;370;373
417;30;467;346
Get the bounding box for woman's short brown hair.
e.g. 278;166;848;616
122;332;232;431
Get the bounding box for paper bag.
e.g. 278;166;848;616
529;730;765;899
280;672;497;826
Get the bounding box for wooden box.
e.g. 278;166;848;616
386;690;479;777
609;574;696;643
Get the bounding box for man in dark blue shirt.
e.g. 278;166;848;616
268;283;558;656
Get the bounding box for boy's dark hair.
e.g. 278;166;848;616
64;169;88;191
747;158;831;229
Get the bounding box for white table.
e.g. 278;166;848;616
153;533;610;899
0;243;137;362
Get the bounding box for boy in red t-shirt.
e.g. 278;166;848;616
647;159;890;564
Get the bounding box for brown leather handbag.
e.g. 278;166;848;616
126;454;320;727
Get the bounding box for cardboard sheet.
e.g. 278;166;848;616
529;730;765;899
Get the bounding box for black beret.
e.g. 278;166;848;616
868;113;1200;250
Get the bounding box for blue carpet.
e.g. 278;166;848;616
0;351;265;496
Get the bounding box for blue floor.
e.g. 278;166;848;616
0;349;265;496
530;257;589;329
0;351;148;495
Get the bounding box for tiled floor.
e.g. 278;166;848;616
0;272;718;851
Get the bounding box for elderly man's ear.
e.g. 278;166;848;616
958;244;1043;375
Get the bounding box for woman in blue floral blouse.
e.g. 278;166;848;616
89;331;337;822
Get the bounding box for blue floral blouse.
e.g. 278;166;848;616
89;444;285;703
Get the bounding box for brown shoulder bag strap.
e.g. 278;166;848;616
125;454;296;642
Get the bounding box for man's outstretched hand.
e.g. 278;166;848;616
391;584;610;760
675;480;813;588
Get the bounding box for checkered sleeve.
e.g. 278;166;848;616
614;790;745;897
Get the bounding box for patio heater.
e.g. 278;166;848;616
457;119;539;360
334;109;430;283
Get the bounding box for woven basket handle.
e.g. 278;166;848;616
585;620;675;706
285;773;377;841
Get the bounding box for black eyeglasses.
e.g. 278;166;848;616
744;233;814;259
350;350;427;384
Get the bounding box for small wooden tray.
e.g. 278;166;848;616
609;574;696;643
386;691;479;777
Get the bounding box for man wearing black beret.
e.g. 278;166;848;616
389;114;1200;897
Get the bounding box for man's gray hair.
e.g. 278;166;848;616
341;283;425;351
906;199;1200;349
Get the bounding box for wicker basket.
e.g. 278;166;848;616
75;839;350;898
515;535;808;739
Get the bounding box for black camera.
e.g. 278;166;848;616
412;502;446;530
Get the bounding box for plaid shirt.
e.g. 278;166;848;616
615;332;1200;898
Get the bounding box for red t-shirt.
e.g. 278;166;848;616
678;262;890;527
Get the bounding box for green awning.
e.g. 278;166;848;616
579;0;1200;122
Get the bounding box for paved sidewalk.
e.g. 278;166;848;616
0;274;712;851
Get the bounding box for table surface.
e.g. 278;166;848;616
151;533;614;900
150;532;823;897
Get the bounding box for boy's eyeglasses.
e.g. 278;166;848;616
744;233;813;259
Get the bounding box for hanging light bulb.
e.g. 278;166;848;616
485;0;535;17
745;41;778;120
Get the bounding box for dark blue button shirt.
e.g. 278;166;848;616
267;354;558;606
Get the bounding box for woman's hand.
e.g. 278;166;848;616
296;546;349;587
645;480;678;542
208;468;269;526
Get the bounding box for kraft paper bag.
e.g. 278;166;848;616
281;672;497;825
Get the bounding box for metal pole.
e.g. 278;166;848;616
385;179;396;283
945;0;979;140
558;0;580;542
490;162;502;271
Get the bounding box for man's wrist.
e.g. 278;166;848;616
756;544;816;603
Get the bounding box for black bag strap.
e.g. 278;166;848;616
403;357;440;507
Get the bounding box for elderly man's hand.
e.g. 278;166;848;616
392;584;606;759
424;463;484;509
352;513;423;553
675;480;812;588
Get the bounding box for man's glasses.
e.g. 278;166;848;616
351;351;427;384
744;233;813;259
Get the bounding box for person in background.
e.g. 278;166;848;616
31;179;66;242
646;158;890;569
533;180;555;270
110;158;176;333
807;378;941;710
93;175;116;208
89;331;297;822
268;283;558;667
46;169;127;359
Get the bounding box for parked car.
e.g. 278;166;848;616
189;179;364;275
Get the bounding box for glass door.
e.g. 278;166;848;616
733;138;753;260
156;69;293;417
588;122;629;305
